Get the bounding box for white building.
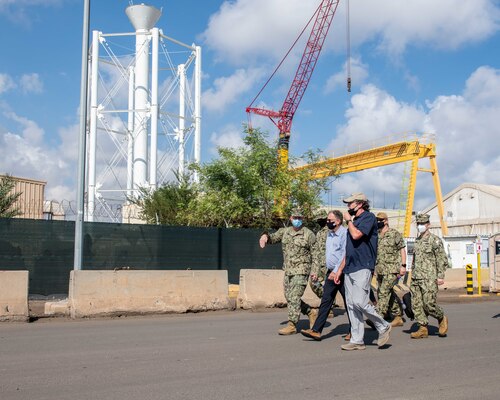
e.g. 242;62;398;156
420;183;500;269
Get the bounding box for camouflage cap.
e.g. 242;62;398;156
342;192;367;203
376;212;388;220
314;209;328;220
416;213;430;224
290;207;303;217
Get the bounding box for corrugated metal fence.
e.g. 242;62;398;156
0;218;284;296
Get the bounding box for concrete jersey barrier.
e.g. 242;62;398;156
0;271;29;322
237;268;491;310
69;270;230;318
237;269;321;309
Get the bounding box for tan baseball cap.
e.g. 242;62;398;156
376;212;388;220
342;192;367;203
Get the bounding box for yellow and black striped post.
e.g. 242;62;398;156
466;264;473;295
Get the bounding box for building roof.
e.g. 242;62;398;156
422;182;500;214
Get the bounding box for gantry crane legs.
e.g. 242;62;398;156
294;137;448;237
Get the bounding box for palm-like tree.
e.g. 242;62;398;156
0;175;22;218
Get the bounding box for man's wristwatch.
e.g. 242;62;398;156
401;264;407;267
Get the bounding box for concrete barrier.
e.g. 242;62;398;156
69;270;230;318
0;271;29;322
237;269;321;309
441;268;490;290
237;267;493;310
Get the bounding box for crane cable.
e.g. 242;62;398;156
247;3;322;110
346;0;352;92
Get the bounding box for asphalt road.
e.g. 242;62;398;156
1;301;500;400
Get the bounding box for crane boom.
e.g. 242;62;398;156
246;0;340;167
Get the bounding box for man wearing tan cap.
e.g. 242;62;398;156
375;212;407;327
340;193;391;350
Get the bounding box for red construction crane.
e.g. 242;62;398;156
246;0;342;168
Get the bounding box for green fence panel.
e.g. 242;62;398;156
0;218;284;296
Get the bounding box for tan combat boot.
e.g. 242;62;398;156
278;321;297;335
410;325;428;339
308;308;319;329
438;316;448;337
391;315;404;327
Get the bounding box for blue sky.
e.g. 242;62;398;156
1;0;500;213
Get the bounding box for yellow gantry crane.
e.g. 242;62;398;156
295;135;448;237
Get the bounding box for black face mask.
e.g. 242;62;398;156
377;221;385;230
326;221;336;230
347;208;357;216
317;219;327;228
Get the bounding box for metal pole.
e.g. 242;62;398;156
127;66;135;198
193;45;202;183
178;63;186;178
477;238;482;296
150;27;159;189
74;0;91;271
87;29;99;222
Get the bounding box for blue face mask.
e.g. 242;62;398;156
291;218;303;228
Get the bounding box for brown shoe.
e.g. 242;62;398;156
344;332;351;341
410;325;428;339
278;321;297;335
308;308;318;329
301;328;321;341
341;342;366;351
391;316;404;327
438;316;448;337
377;325;391;347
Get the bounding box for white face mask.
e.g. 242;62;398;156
417;224;427;234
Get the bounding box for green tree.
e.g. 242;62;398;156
188;127;331;228
0;175;22;218
130;172;197;225
133;127;334;228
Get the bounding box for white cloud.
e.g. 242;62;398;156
0;0;63;26
3;110;44;143
326;65;500;209
209;124;245;155
0;73;16;94
324;57;369;94
202;0;317;66
0;111;76;202
203;0;500;65
203;68;266;113
327;84;426;156
19;73;43;94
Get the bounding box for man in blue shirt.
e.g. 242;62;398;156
340;193;391;350
301;210;351;341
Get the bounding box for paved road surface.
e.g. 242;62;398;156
1;301;500;400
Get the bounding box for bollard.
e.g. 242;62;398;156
466;264;473;295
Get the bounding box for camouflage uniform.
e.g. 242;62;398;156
310;225;328;298
268;226;316;324
410;228;449;327
375;228;406;318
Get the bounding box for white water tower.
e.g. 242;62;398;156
86;3;202;222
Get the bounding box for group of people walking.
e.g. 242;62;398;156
259;192;449;350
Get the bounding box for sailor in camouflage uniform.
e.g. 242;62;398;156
259;208;318;335
310;209;329;299
410;213;449;339
375;212;407;327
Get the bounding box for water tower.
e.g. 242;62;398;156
86;3;202;222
